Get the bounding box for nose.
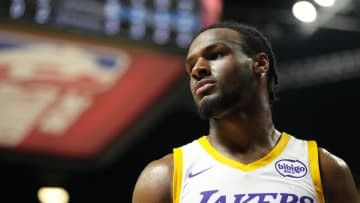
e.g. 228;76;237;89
191;59;210;80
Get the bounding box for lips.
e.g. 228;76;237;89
195;79;216;95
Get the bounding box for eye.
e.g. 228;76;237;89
207;52;225;60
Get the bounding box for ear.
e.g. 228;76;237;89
252;53;270;76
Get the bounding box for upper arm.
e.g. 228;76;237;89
132;154;173;203
319;147;359;203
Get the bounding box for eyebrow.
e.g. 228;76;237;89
186;39;243;67
186;44;211;65
186;43;228;66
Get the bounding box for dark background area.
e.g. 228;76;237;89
1;0;360;202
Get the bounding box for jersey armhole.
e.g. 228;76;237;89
308;140;325;203
172;147;183;203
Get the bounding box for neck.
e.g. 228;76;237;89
207;98;279;157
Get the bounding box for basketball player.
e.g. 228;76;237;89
132;20;359;203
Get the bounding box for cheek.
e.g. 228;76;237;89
218;61;253;90
189;80;199;101
215;60;238;80
189;79;196;94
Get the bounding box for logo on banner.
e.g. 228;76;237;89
0;34;129;146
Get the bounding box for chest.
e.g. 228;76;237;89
180;162;316;203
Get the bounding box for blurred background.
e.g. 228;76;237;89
0;0;359;202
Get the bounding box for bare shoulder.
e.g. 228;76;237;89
132;153;174;203
318;147;359;203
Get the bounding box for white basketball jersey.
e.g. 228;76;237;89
172;132;324;203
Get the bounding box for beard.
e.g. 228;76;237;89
197;89;241;120
196;59;255;120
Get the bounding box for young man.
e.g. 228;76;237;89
132;21;359;203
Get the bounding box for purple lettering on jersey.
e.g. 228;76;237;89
200;190;218;203
214;195;226;203
275;159;307;178
279;193;298;203
243;193;277;203
300;196;314;203
234;194;246;203
199;190;314;203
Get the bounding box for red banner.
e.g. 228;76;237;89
0;29;185;159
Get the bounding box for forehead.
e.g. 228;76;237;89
188;28;242;55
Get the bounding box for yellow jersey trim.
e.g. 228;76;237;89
172;147;183;203
308;140;325;203
198;132;290;171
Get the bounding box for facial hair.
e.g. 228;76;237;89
197;87;241;120
197;60;255;120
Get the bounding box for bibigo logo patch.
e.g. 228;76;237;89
275;159;307;178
